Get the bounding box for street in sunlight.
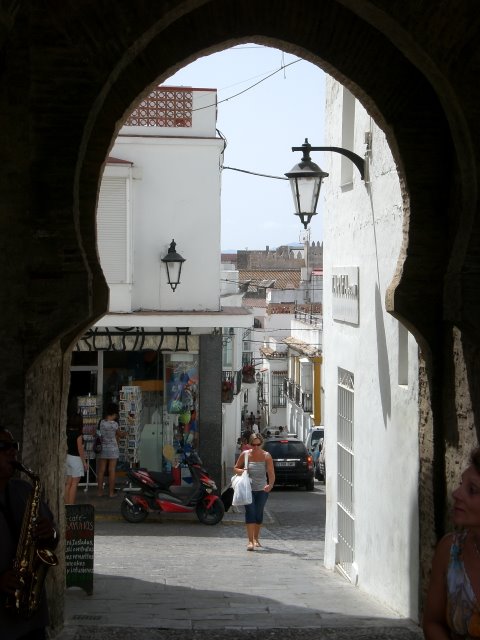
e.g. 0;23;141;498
57;483;422;640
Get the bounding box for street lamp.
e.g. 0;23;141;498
161;239;185;292
285;138;366;229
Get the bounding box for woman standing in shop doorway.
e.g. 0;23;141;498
97;403;124;498
233;433;275;551
65;402;88;504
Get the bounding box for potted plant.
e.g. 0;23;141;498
242;363;255;383
221;380;234;402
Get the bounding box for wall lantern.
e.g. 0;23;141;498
161;239;185;292
285;138;366;229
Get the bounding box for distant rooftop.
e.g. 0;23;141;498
239;270;302;292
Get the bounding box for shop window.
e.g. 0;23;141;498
103;351;163;409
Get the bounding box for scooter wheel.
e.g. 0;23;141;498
120;498;148;523
196;497;225;525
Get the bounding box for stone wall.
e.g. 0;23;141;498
0;0;478;627
23;342;72;631
236;242;323;270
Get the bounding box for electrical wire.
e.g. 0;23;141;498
191;58;302;113
222;166;288;180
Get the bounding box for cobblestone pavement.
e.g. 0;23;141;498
55;486;423;640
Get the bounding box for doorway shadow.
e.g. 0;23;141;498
62;572;423;639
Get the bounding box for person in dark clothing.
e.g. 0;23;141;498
0;426;59;640
65;406;87;505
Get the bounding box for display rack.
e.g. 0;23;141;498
118;386;143;468
77;394;101;490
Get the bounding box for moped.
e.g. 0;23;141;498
120;450;225;525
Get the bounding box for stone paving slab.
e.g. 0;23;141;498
57;627;422;640
55;492;423;640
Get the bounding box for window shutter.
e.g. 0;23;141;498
97;177;128;283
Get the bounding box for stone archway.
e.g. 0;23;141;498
0;0;479;629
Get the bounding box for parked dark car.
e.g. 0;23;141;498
263;436;315;491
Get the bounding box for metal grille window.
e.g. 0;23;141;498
336;368;355;580
272;372;287;408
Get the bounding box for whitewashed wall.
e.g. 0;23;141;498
107;136;223;312
99;88;223;313
222;397;242;483
322;78;419;619
220;267;239;295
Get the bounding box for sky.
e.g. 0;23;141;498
166;45;326;252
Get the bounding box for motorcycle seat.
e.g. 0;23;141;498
149;471;173;487
169;485;194;497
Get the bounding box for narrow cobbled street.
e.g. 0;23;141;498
58;483;422;640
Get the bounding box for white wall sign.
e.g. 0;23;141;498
332;267;359;324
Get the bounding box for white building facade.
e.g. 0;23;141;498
72;87;252;486
284;312;323;442
322;80;420;619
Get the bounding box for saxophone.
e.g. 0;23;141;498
6;461;59;619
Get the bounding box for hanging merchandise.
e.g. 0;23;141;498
77;395;101;489
166;361;198;418
117;386;143;467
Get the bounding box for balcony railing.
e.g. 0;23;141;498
294;383;301;406
284;377;313;412
294;310;323;330
302;392;313;413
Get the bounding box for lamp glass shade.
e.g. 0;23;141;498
285;156;328;228
161;240;185;292
165;261;183;292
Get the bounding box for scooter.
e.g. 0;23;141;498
120;450;225;525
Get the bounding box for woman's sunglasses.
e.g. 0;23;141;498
0;441;19;452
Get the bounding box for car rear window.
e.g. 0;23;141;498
264;441;307;457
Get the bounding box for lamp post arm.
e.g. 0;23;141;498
291;144;365;181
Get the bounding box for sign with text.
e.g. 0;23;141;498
332;266;359;324
65;504;94;595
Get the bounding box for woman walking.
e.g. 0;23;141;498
233;433;275;551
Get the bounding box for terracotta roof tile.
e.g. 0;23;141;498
239;270;301;291
282;336;322;357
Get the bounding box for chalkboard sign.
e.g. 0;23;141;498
65;504;94;595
